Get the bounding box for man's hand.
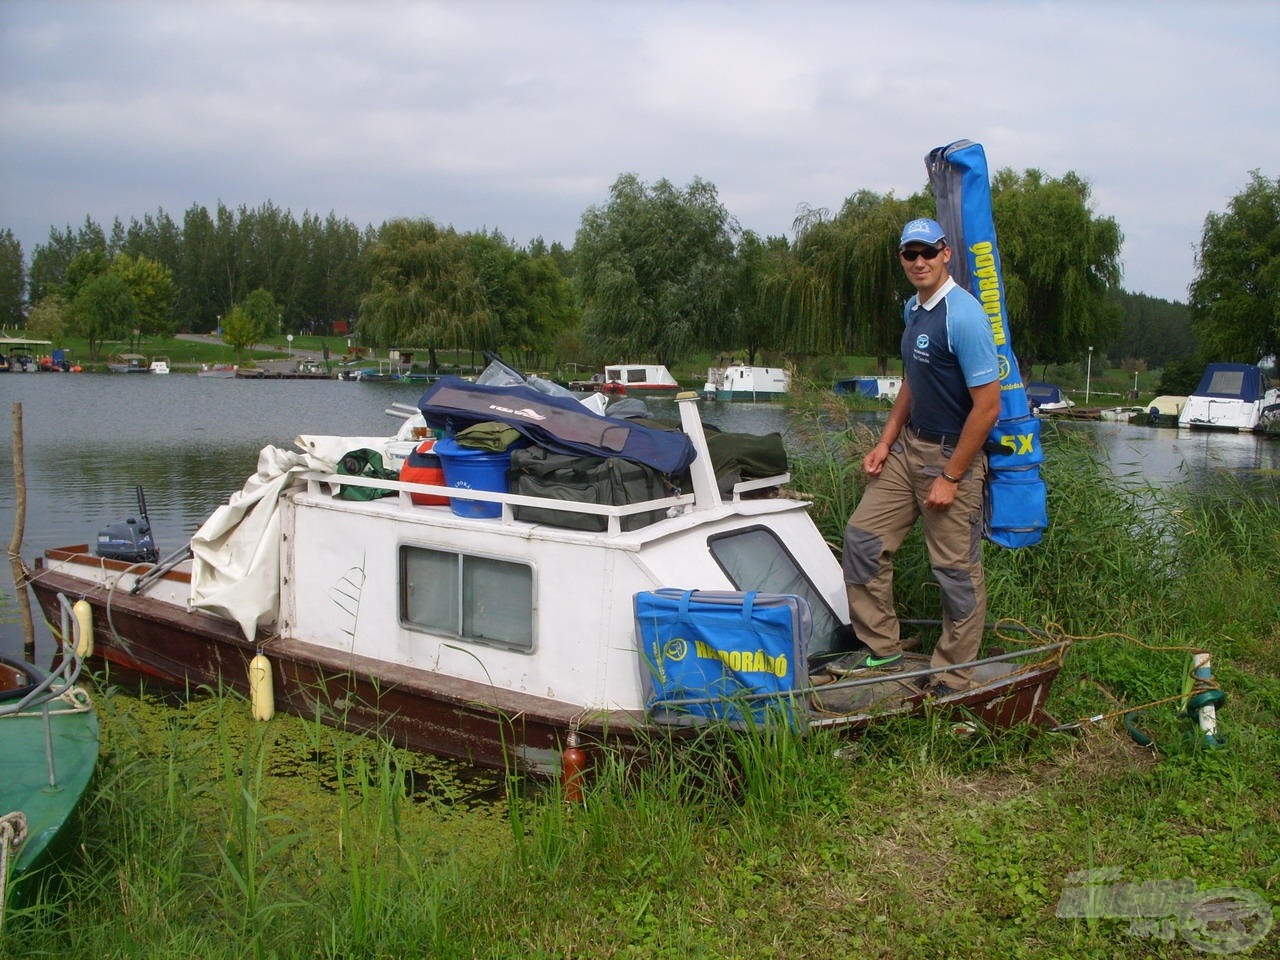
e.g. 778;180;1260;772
925;474;958;510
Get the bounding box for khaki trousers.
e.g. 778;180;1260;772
842;427;987;687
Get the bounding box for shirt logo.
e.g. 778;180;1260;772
916;334;930;351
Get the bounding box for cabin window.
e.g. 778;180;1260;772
707;526;842;649
399;546;534;652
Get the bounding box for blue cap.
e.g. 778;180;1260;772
900;218;946;249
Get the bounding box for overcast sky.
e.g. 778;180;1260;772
2;1;1277;305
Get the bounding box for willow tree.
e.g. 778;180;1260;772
990;168;1123;370
1188;170;1279;364
359;218;494;371
785;191;916;370
574;174;737;369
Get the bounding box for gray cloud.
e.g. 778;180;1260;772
2;0;1277;303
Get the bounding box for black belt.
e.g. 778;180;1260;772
907;422;959;446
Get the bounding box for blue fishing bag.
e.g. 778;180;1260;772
634;589;810;729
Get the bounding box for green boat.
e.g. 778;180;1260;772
1;598;99;925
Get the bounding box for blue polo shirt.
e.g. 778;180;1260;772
901;277;999;437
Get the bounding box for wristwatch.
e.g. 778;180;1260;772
941;471;961;484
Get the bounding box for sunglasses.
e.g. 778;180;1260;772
900;246;943;262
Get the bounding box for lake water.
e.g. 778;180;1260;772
3;373;1278;660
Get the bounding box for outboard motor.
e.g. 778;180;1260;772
95;485;159;564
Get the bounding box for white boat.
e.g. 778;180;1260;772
1178;363;1280;432
833;376;903;403
25;386;1067;777
703;365;790;402
599;363;680;395
148;357;171;375
197;363;238;379
1098;406;1144;423
1027;382;1076;415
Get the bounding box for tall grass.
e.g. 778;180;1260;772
5;417;1278;959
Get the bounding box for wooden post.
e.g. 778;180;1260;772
8;402;36;661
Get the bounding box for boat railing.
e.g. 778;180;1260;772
301;470;698;535
301;469;790;534
309;394;790;531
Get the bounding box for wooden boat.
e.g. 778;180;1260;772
1;599;98;920
24;389;1066;779
1178;363;1280;432
702;365;790;402
107;353;149;373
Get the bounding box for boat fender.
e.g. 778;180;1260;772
249;654;275;721
73;599;94;658
561;730;587;803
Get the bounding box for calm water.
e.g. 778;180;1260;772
3;373;1278;659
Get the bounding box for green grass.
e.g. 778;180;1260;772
4;409;1278;959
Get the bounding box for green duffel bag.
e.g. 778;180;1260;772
336;448;399;501
509;446;670;532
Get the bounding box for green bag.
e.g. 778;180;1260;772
509;446;669;531
336;448;398;501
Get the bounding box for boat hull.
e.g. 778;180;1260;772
27;559;645;775
28;551;1065;778
0;670;98;912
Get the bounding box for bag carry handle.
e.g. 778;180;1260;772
676;589;757;624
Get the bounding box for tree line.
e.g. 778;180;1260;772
0;169;1275;375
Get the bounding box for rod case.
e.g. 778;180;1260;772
926;139;1048;548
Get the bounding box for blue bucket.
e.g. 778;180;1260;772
433;437;512;518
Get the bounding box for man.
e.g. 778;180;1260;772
823;217;1001;695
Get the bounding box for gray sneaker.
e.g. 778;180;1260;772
826;650;904;676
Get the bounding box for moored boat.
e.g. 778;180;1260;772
148;357;171;375
1;598;99;922
833;376;903;403
1178;363;1280;432
703;365;790;402
1137;395;1187;427
24;384;1066;779
198;363;238;378
574;363;680;396
1027;382;1075;415
107;353;149;373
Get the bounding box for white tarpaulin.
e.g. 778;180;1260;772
189;436;389;641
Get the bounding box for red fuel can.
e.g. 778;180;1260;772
399;440;449;505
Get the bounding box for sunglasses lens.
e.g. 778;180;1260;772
902;247;940;261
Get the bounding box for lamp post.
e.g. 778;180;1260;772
1085;346;1094;405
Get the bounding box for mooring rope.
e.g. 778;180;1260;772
990;617;1225;736
0;810;30;933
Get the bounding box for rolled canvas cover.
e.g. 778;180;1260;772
926;139;1047;548
635;589;810;728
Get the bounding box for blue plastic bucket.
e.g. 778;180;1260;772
433;437;512;518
